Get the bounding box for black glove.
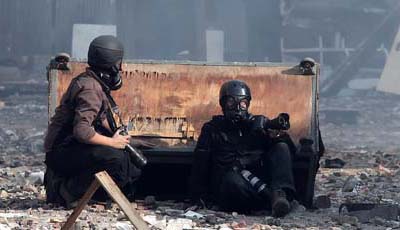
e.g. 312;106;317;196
249;115;268;132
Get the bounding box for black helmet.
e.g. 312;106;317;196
88;35;124;69
88;35;124;91
219;80;252;123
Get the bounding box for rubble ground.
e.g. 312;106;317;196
0;92;400;229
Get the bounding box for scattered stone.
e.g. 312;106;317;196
49;218;63;223
9;161;22;168
332;172;342;177
115;221;133;230
291;200;306;213
388;220;400;228
340;203;400;223
315;195;331;209
371;217;387;226
29;139;44;154
325;158;346;168
90;204;105;212
359;172;369;180
164;208;184;217
166;218;193;230
263;216;281;226
342;223;352;228
183;210;203;219
231;220;247;229
342;176;359;192
338;215;359;226
0;190;8;198
0;87;399;229
23;184;38;193
4;130;19;142
205;214;218;225
73;221;85;230
378;164;394;176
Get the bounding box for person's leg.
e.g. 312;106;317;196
89;145;141;187
45;141;141;205
262;142;295;195
88;145;142;201
217;170;265;213
45;139;94;177
261;142;295;217
45;140;94;206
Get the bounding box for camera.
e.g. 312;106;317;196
250;113;290;132
119;125;148;169
241;170;270;199
265;113;290;130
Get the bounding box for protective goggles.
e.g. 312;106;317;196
223;96;249;111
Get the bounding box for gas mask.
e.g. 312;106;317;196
221;95;250;123
219;80;252;124
95;65;122;91
87;35;124;91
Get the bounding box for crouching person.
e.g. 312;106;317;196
44;35;141;208
189;80;296;217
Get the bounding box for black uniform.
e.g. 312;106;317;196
190;115;295;212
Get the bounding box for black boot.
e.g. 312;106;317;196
271;189;290;217
59;180;80;209
44;168;65;205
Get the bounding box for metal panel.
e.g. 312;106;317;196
49;60;319;150
0;0;52;57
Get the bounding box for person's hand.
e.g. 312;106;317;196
110;129;130;149
249;115;268;132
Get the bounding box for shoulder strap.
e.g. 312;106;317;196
104;92;123;132
87;68;125;130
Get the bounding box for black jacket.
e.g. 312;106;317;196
189;115;273;201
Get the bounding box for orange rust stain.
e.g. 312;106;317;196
52;62;315;146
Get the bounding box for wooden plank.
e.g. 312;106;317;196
95;171;149;230
61;179;101;230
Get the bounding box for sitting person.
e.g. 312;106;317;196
189;80;295;217
44;35;142;208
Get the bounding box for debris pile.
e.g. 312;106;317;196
0;87;400;229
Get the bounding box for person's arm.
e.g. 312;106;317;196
87;131;129;149
72;82;129;149
189;123;214;203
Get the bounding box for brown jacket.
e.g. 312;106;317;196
44;69;110;152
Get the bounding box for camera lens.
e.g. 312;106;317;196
241;170;269;195
125;144;147;169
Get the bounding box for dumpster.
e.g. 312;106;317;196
47;57;321;207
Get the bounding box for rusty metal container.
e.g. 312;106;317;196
48;58;320;205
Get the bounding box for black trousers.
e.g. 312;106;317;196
45;139;141;200
217;142;295;212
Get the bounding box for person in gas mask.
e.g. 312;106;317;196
189;80;295;217
44;35;142;208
